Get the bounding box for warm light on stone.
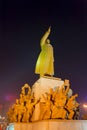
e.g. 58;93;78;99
8;120;87;130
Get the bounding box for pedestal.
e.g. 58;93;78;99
32;76;64;99
8;120;87;130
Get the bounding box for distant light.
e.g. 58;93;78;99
83;104;87;108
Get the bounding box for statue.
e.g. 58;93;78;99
11;99;20;122
35;27;54;77
51;86;67;119
7;82;80;122
65;94;79;119
39;94;52;120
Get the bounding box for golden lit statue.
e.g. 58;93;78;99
65;94;79;119
35;27;54;77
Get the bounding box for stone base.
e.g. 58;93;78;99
8;120;87;130
32;76;64;99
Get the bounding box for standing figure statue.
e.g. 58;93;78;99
35;27;54;77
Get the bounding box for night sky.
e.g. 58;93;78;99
0;0;87;115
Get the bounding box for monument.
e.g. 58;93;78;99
6;27;87;130
35;26;54;77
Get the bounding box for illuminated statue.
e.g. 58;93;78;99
35;27;54;77
65;94;79;119
39;94;52;120
7;82;80;122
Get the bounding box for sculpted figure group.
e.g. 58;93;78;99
7;80;79;123
7;84;39;123
39;79;79;120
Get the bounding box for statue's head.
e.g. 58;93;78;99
46;39;50;44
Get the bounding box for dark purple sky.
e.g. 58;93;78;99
0;0;87;108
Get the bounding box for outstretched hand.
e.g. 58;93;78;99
47;26;51;33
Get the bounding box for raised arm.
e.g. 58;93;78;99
40;27;51;47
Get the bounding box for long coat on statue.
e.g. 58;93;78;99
35;27;54;77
